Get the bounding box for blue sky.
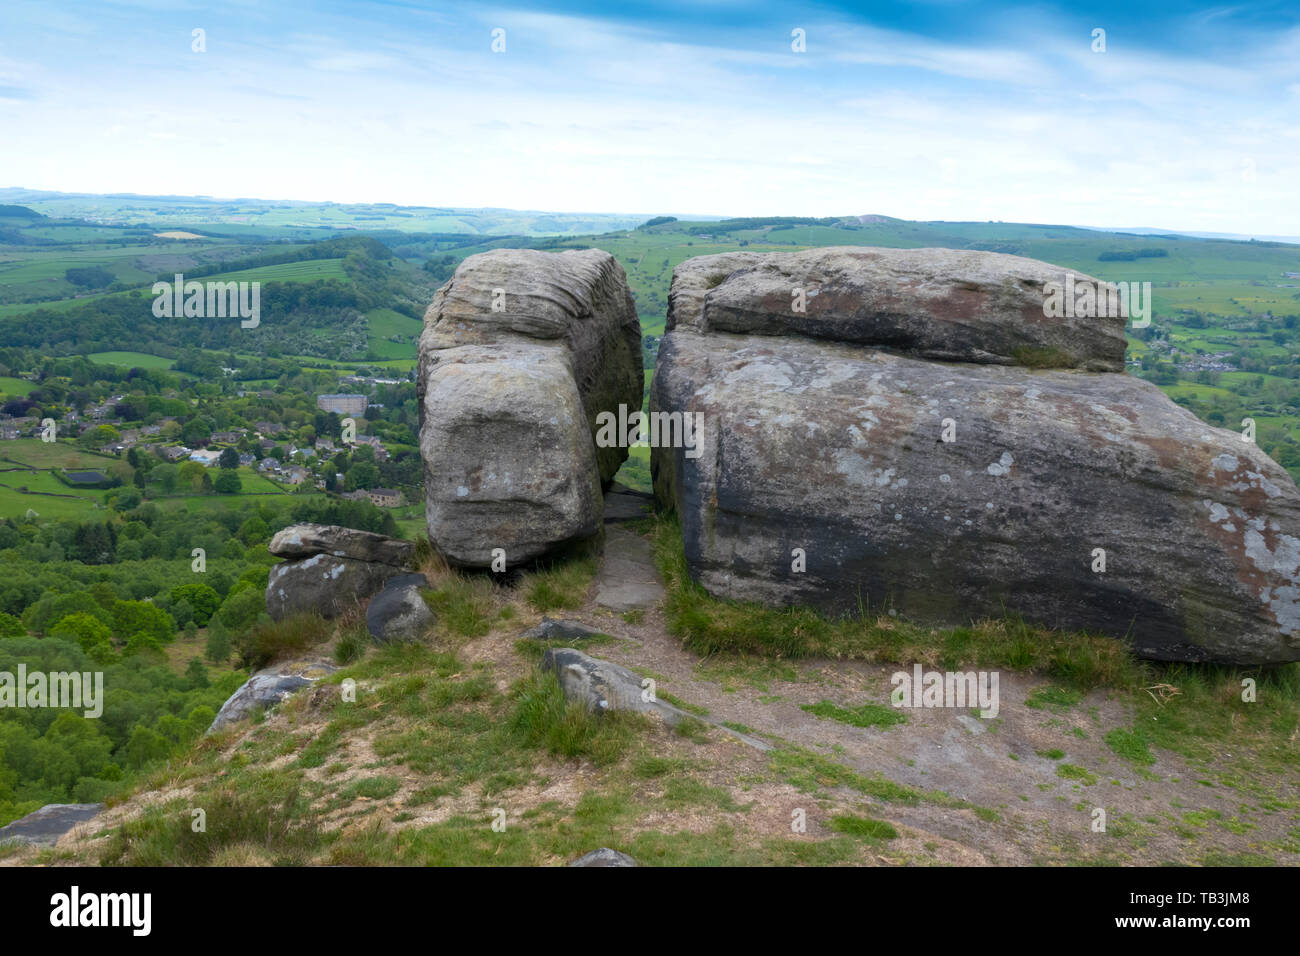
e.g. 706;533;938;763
1;0;1297;233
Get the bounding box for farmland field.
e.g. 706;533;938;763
0;376;34;395
87;350;176;368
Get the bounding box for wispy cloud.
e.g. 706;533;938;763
0;0;1295;234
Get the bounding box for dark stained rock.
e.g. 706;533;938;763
266;553;399;620
520;617;608;641
651;304;1300;666
366;573;434;643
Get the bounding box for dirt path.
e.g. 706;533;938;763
564;523;1299;865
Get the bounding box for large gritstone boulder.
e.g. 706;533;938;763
651;248;1300;665
418;249;642;567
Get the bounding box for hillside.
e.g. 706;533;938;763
4;517;1296;867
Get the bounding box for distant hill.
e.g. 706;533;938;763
0;204;44;220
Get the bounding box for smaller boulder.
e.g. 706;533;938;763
208;658;336;733
267;553;399;620
268;523;414;567
569;847;638;867
366;573;435;643
541;647;680;724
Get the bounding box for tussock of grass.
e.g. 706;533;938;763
1056;764;1097;785
510;672;641;765
1104;727;1157;765
525;555;598;612
829;814;898;841
236;613;330;669
333;625;368;665
422;575;495;639
100;784;321;866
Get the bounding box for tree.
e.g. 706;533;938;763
50;612;114;658
213;468;242;494
184;658;209;688
204;616;232;663
111;599;175;645
169;583;220;626
217;587;264;632
178;460;206;491
79;424;120;448
181;417;211;446
150;462;179;493
218;447;240;469
65;266;115;289
237;515;269;545
346;460;379;491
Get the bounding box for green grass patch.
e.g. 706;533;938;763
1056;764;1097;785
801;699;906;729
829;814;898;841
1104;727;1157;765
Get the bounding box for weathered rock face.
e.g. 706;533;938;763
267;553;400;620
265;524;413;621
419;249;642;567
652;250;1300;665
669;247;1127;371
270;523;414;567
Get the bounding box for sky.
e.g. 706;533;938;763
1;0;1297;234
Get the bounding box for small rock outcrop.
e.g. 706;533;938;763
520;617;608;641
365;573;434;643
569;847;638;867
207;657;336;733
652;247;1300;665
266;523;413;620
0;803;105;847
541;647;770;750
418;249;642;567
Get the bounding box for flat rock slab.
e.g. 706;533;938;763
604;490;653;523
541;647;770;751
652;328;1300;665
268;523;414;567
594;528;663;612
0;803;105;847
521;617;610;641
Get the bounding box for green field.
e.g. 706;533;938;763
87;350;176;369
204;257;349;284
0;376;34;395
365;307;421;360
